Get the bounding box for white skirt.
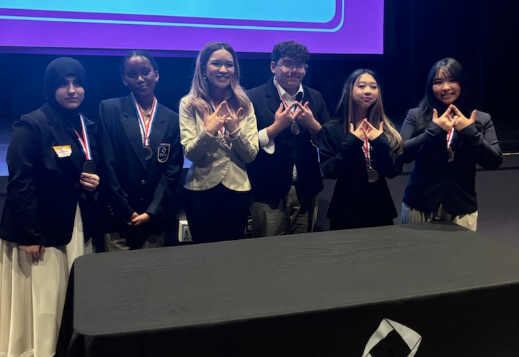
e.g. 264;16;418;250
0;204;92;357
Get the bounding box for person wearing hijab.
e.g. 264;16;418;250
0;57;99;357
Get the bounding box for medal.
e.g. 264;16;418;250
363;137;378;183
274;79;303;136
290;122;300;135
447;148;455;162
367;168;379;183
83;160;96;174
131;93;157;159
143;146;153;160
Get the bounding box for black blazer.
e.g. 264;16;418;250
0;104;99;247
400;108;502;215
319;120;402;225
97;96;183;240
246;79;329;199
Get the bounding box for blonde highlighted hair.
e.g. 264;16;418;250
335;68;402;155
183;42;251;117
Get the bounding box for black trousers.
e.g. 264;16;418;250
184;184;251;244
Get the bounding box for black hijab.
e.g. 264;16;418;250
43;57;86;125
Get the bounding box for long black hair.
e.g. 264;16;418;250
417;58;472;131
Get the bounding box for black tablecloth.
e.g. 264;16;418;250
59;223;519;356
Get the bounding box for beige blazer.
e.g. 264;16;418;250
179;97;259;191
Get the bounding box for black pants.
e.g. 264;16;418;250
184;184;250;244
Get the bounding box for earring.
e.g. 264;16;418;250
203;75;207;80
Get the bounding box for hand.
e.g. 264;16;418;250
432;105;456;132
222;102;244;133
350;121;366;141
363;119;384;141
452;105;476;131
203;102;226;136
274;102;298;129
19;244;45;260
293;102;317;128
80;173;99;192
127;212;151;226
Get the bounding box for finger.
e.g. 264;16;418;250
378;122;384;131
288;102;300;113
204;105;210;118
216;101;227;111
363;119;375;129
222;101;232;115
276;103;284;114
40;245;45;256
432;109;438;121
450;105;461;115
349;123;355;133
470;110;477;122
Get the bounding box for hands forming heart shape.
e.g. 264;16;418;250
350;118;384;141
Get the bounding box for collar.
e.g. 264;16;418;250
273;77;304;103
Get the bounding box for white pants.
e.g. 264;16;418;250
0;204;92;357
401;202;478;231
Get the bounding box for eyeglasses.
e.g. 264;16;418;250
276;61;308;72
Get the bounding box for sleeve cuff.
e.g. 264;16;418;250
259;128;275;154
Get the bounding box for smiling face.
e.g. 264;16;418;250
352;73;379;109
54;75;85;110
432;68;461;106
271;56;306;95
122;55;159;100
204;49;235;93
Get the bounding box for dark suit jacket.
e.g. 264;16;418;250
0;104;98;247
319;120;402;225
246;79;329;199
97;96;183;247
400;108;502;215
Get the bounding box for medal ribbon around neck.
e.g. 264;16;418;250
446;127;454;149
131;93;158;147
74;113;92;160
210;100;226;136
363;137;373;170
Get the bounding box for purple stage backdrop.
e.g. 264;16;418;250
0;0;384;54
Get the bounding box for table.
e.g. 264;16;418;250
58;223;519;356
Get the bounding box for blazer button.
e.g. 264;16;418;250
141;180;146;185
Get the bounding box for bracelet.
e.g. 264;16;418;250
229;127;241;140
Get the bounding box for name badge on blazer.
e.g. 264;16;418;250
157;143;170;163
53;145;72;158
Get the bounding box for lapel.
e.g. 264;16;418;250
301;85;313;112
122;95;149;169
265;79;282;120
42;104;83;173
148;103;168;152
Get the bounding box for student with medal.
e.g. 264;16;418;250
97;50;183;250
0;57;99;357
400;58;503;231
179;42;258;243
246;40;329;237
320;69;403;230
